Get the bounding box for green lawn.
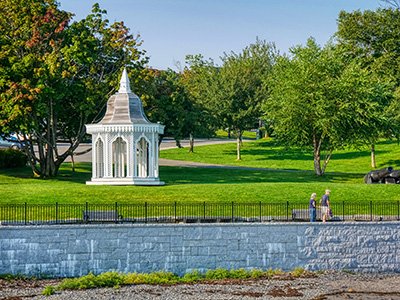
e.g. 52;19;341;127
0;161;399;205
0;138;399;205
160;138;400;174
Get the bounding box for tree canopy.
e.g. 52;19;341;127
265;38;393;175
0;0;148;177
185;39;277;160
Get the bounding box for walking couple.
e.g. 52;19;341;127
309;190;331;222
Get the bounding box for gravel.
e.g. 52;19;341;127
1;271;400;300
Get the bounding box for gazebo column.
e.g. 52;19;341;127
104;134;112;178
92;137;97;179
154;134;159;178
127;133;134;178
149;132;155;178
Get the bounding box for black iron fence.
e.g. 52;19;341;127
0;201;399;225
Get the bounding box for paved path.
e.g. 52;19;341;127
45;139;315;173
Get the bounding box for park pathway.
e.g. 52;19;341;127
60;137;312;172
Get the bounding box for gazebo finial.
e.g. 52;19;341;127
118;68;132;93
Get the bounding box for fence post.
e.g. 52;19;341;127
370;201;373;221
174;202;177;223
115;202;118;224
259;201;262;223
24;202;27;225
342;201;344;222
145;202;147;224
287;201;289;221
85;202;88;223
56;202;58;225
232;201;234;222
203;201;206;222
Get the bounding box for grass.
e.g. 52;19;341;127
0;138;399;205
0;162;399;205
214;129;257;139
160;138;400;174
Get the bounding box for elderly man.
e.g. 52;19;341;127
320;190;331;222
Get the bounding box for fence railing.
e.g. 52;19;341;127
0;201;399;225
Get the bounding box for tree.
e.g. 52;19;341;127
185;39;277;160
0;1;148;177
142;68;213;152
380;0;400;9
336;8;400;167
266;38;393;175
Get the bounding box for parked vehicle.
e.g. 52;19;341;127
0;137;21;150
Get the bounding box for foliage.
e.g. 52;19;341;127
335;8;400;166
0;1;148;178
0;148;27;168
142;69;213;149
0;273;33;281
185;39;277;160
54;268;282;291
42;285;55;296
291;267;305;277
265;38;393;175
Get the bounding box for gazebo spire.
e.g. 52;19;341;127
118;68;132;93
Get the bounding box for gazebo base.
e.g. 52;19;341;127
86;177;165;186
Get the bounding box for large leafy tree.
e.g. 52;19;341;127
266;38;392;175
142;68;214;152
185;39;277;160
336;8;400;167
0;1;148;177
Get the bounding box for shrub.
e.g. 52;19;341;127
180;270;204;283
42;285;55;296
292;267;305;277
0;148;27;169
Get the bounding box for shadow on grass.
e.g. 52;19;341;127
1;163;362;185
160;166;362;185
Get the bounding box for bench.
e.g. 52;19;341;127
82;210;123;223
291;209;323;221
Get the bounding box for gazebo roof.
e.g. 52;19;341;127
99;68;150;125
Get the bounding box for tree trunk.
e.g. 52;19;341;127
175;139;183;148
313;134;323;176
313;151;323;176
189;133;194;153
71;153;75;172
236;130;242;160
371;143;376;168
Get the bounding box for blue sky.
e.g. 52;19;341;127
59;0;383;70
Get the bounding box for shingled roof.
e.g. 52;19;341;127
99;68;150;124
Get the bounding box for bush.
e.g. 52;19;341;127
0;148;27;169
42;285;55;296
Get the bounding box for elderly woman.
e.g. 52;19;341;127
309;193;317;222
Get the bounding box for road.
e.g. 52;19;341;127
57;138;240;164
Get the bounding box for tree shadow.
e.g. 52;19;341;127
160;166;362;185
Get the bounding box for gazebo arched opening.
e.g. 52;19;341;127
137;137;149;178
112;137;127;178
95;138;104;178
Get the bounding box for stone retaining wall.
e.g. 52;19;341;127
0;222;399;277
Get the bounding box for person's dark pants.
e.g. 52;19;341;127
310;208;316;222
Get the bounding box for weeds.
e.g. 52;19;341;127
42;285;55;296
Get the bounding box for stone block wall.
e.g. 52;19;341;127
0;222;399;277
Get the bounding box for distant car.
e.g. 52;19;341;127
0;137;21;150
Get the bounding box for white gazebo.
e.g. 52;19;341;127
85;68;165;185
